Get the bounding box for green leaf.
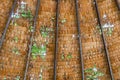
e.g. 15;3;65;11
14;36;18;43
31;44;40;54
85;68;93;73
32;55;37;59
21;10;33;19
40;55;45;59
67;53;72;60
61;53;65;60
31;44;47;60
85;66;104;80
3;77;7;80
99;29;102;35
12;48;19;54
61;18;66;24
21;5;26;9
29;26;34;32
15;15;20;19
14;22;18;26
40;25;54;38
96;71;104;76
96;25;100;29
107;28;113;36
40;45;46;54
15;76;20;80
39;77;42;80
86;75;93;80
40;45;46;59
40;26;48;38
21;13;28;18
41;32;48;38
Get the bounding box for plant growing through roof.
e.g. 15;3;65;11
20;1;27;10
20;1;33;20
21;9;33;20
96;25;102;35
31;43;47;59
10;11;19;26
12;47;20;54
60;18;66;24
85;65;104;80
61;52;72;60
15;76;20;80
11;1;33;26
34;24;54;60
96;24;114;36
67;52;72;60
3;77;7;80
102;14;114;36
10;1;34;56
106;28;113;36
61;52;65;60
103;14;107;19
10;22;18;26
11;9;20;19
14;22;18;26
29;25;34;32
40;25;54;38
102;24;114;36
102;22;114;36
13;36;18;43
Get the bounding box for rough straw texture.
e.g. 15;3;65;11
26;0;56;80
0;0;37;79
0;0;13;38
0;0;120;80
